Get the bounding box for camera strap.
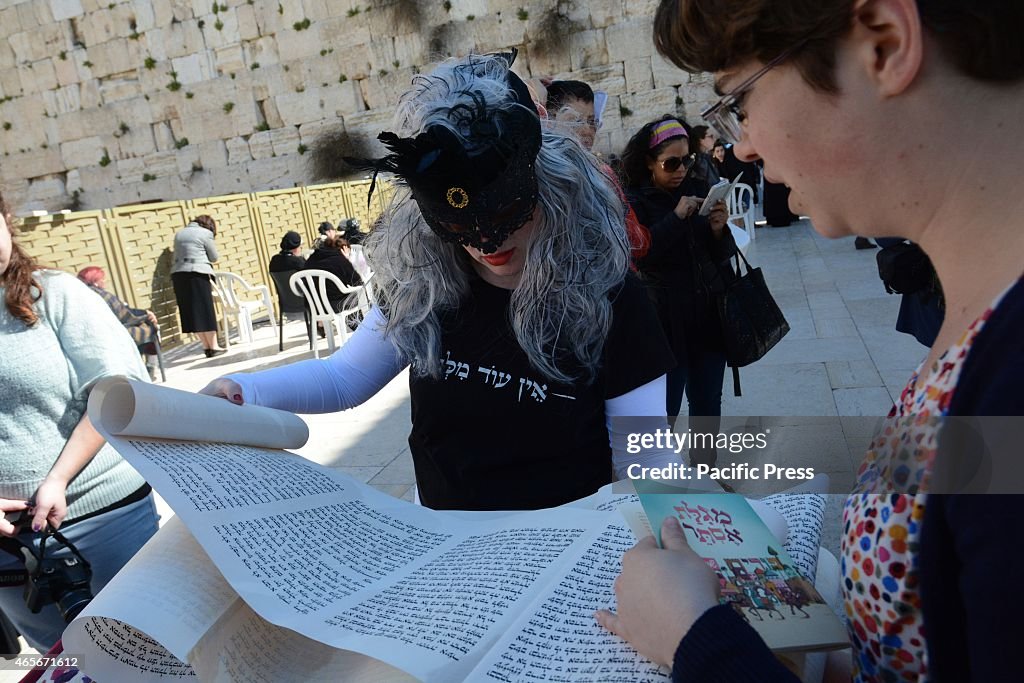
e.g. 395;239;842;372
0;537;29;586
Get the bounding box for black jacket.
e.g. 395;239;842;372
268;251;306;272
303;248;363;302
627;182;737;364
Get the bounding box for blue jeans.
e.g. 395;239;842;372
0;495;159;651
666;351;728;466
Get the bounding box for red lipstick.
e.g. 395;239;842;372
482;248;515;266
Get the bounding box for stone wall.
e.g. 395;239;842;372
0;0;717;213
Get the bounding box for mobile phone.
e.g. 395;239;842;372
699;175;743;216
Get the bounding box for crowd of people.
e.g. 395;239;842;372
0;0;1021;681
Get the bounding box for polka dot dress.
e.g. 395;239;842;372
842;302;1000;683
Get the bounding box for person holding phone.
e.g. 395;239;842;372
620;117;733;452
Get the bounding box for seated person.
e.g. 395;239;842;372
269;230;306;272
303;235;364;332
77;266;161;381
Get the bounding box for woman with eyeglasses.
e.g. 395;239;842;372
200;52;684;511
620;117;733;463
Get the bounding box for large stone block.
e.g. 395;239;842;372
65;168;82;193
87;39;142;79
207;165;252;195
27;176;69;209
392;32;428;71
152;120;176;151
3;148;66;181
301;0;331;22
197;138;229;169
78;8;118;47
226;135;251;165
132;0;157;32
42;85;82;116
50;0;85;21
588;0;623;29
573;63;627;96
8;32;43;64
54;53;81;87
235;5;260;41
604;18;656;62
275;85;360;127
160;19;205;61
75;163;118;198
147;91;183;123
276;26;323;63
116;125;158;159
269;126;300;157
19;60;59;95
199;10;240;51
259;96;284;128
246;154;299;191
652;53;690;90
60;135;106;167
242;36;280;68
248;129;274;159
569;29;608;72
172;51;216;84
142;150;181;177
174;142;201;175
99;77;143;103
619;87;678;125
624;57;654;93
214;44;247;76
624;0;661;18
315;17;371;51
79;79;101;109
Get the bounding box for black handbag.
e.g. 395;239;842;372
876;241;934;295
717;250;790;393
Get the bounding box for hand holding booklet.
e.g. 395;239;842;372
71;377;843;682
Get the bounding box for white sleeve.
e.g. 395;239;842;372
227;306;407;413
605;375;684;479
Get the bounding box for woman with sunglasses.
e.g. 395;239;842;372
200;52;683;511
620;117;733;451
686;124;722;195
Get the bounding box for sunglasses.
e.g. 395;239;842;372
658;154;694;173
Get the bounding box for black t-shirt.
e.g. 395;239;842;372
408;274;675;511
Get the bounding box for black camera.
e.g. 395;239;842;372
2;519;95;624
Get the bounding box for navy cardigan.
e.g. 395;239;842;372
669;276;1024;682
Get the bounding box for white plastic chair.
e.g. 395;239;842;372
727;182;757;242
212;271;277;346
289;269;372;358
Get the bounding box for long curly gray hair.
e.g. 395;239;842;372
365;54;630;384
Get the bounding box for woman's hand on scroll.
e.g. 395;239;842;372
199;378;244;405
595;516;721;667
673;196;701;219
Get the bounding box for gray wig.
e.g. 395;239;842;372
365;54;630;384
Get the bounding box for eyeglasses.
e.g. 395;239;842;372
658;154;693;173
701;43;805;144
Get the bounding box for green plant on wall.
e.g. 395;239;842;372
223;102;234;113
297;143;308;154
293;18;311;30
99;151;111;166
144;56;156;69
517;8;529;20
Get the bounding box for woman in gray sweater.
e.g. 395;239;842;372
170;215;226;357
0;192;158;650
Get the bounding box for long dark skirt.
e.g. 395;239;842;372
172;271;217;333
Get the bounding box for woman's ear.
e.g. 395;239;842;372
850;0;924;97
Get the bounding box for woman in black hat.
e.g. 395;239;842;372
269;230;306;272
201;52;684;511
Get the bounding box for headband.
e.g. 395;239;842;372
649;120;688;149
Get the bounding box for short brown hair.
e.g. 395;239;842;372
192;214;217;235
653;0;1024;92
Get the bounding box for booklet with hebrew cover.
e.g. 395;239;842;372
636;488;848;653
69;377;673;682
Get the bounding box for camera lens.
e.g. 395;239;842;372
56;587;92;623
